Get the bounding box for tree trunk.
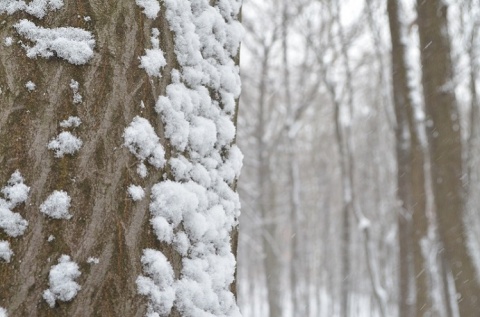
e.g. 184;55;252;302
0;1;243;316
387;1;432;316
417;1;480;315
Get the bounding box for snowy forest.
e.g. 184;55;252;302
0;0;479;317
236;0;480;317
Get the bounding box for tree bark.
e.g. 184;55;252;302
417;1;480;315
0;1;242;316
387;1;432;316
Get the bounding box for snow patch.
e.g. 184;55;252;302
43;255;81;308
87;257;99;264
4;37;13;47
25;81;36;91
0;0;64;19
59;116;82;128
123;116;165;175
48;131;82;157
0;170;29;237
40;190;72;220
0;240;13;262
139;28;166;77
135;0;160;19
128;185;145;201
137;1;243;316
69;79;82;104
0;307;7;317
14;19;95;65
136;249;175;316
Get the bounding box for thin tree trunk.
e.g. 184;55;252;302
256;44;283;317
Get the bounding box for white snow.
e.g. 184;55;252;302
25;81;36;91
0;240;13;262
136;1;244;315
1;170;30;208
40;190;72;220
43;255;81;308
136;249;175;316
139;28;166;77
69;79;82;104
14;19;95;65
123;116;166;173
135;0;160;19
0;171;29;237
48;131;82;157
87;257;99;264
0;0;64;19
59;116;82;128
140;48;166;78
4;37;13;47
0;307;7;317
47;235;55;242
127;185;145;201
137;162;148;178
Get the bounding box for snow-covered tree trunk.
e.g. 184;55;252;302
0;1;243;316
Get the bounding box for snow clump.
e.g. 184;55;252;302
123;116;165;174
87;257;99;264
48;131;82;157
139;28;166;77
127;185;145;201
69;79;82;104
59;116;82;128
136;249;175;316
0;0;64;19
43;255;81;308
25;81;36;91
14;19;95;65
0;307;7;317
40;190;72;219
0;170;30;237
4;37;13;47
0;240;13;262
135;0;160;19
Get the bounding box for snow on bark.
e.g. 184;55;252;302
0;307;7;317
0;240;13;263
40;190;72;220
14;19;95;65
59;116;82;128
136;249;176;316
25;81;36;91
43;255;81;308
134;0;244;316
0;0;63;19
0;171;30;237
128;184;145;201
48;131;83;157
69;79;83;104
123;116;166;176
139;29;166;77
3;37;13;46
135;0;160;19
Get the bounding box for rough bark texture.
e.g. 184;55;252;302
0;2;240;316
387;1;432;316
417;1;480;316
